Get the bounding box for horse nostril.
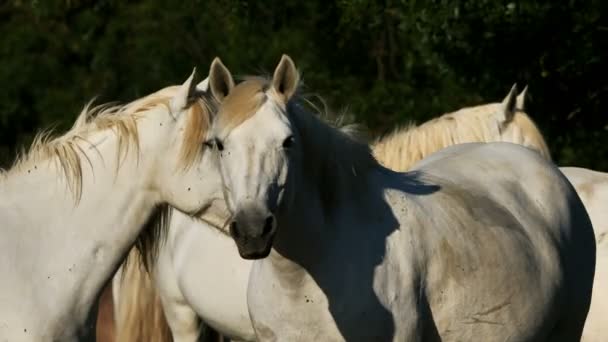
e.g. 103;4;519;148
262;216;274;237
230;221;240;238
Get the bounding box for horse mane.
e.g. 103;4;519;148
216;77;378;214
114;247;173;342
372;102;551;172
2;84;215;271
2;85;213;201
510;108;551;159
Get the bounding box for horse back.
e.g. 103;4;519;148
397;142;595;341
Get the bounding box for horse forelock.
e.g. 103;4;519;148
215;78;269;136
214;76;378;215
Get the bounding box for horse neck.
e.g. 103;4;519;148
270;109;379;270
0;121;160;334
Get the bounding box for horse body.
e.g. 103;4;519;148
0;67;222;341
110;67;603;341
154;211;254;342
560;167;608;244
207;56;595;341
245;142;593;341
0;126;157;341
583;242;608;341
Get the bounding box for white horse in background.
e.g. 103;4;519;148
0;63;227;341
204;55;594;341
560;167;608;244
372;84;550;170
111;75;601;340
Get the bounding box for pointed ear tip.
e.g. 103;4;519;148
212;57;225;66
280;54;295;64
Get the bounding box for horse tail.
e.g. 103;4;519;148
113;247;173;342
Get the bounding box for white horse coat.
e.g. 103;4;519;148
0;66;223;341
204;56;595;341
153;211;254;342
112;77;602;341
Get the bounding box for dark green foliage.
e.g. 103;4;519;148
1;0;606;169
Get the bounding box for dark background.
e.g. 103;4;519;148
1;0;606;170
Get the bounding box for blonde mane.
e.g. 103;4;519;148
216;78;378;214
1;84;215;272
372;102;551;172
114;248;173;342
2;85;213;201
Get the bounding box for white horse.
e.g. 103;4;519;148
202;54;595;341
560;167;608;244
0;61;229;341
111;79;597;341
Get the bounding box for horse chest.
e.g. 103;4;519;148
248;246;407;341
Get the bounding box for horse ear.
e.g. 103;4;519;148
208;57;234;101
516;85;528;111
272;54;300;102
498;83;518;123
170;68;197;114
196;76;210;92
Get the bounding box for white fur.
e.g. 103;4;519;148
0;71;223;341
244;140;595;341
154;212;255;342
210;66;594;340
110;80;602;342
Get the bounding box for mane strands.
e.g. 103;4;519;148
1;85;213;201
372;102;551;172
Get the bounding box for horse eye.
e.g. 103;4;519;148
215;138;225;151
282;135;294;149
203;138;224;151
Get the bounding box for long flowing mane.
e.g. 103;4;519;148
372;103;551;172
1;84;215;269
1;85;213;200
216;77;379;214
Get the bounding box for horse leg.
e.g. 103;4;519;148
155;242;203;342
160;296;203;342
158;291;230;342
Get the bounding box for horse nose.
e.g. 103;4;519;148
229;209;277;259
231;209;275;239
